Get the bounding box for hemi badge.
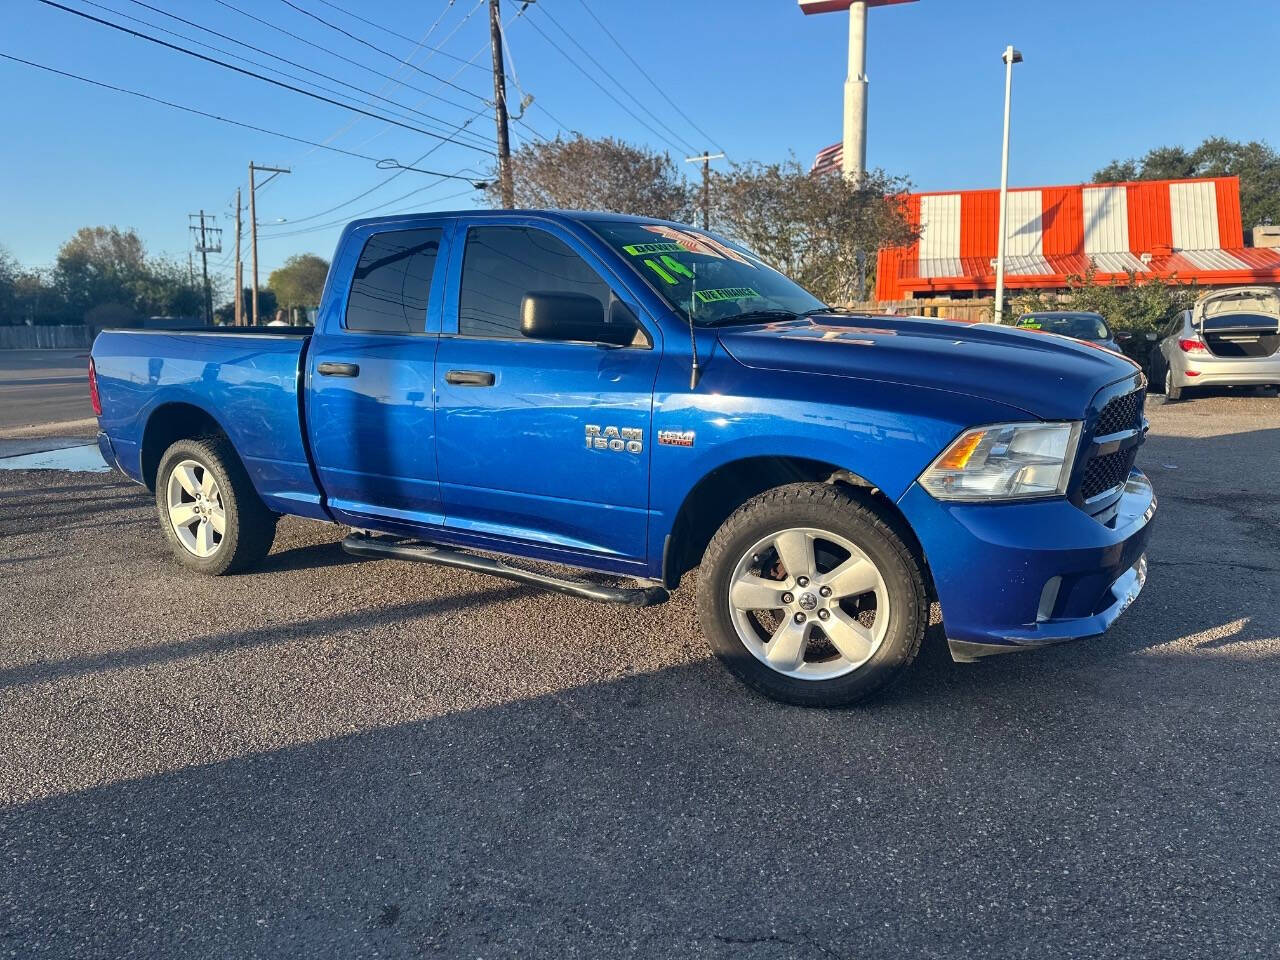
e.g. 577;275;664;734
658;430;695;448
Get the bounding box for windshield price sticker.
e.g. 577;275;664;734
622;241;686;256
694;287;760;304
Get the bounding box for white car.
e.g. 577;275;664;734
1152;287;1280;401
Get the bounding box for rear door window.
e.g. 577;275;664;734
345;228;442;334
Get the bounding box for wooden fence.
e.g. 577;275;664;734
0;325;97;350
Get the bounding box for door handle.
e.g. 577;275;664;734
445;369;495;386
317;362;360;377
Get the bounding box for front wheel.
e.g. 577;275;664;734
155;437;276;575
697;483;928;707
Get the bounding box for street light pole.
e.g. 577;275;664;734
994;44;1023;324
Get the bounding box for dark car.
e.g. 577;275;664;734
1017;311;1122;353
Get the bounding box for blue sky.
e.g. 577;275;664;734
3;0;1277;286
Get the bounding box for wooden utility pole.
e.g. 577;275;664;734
248;161;290;325
233;188;243;326
684;151;724;230
488;0;514;208
189;211;222;325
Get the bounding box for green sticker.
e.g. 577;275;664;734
623;241;685;256
1018;321;1042;329
643;258;678;284
694;286;759;304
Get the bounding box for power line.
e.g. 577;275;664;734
310;0;486;71
75;0;495;151
262;179;479;239
262;111;488;228
570;0;724;154
275;0;487;104
533;4;698;155
521;7;689;156
35;1;496;154
0;51;488;177
209;0;486;114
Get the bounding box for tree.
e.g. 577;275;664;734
52;226;151;321
1094;137;1280;233
268;254;330;312
710;160;917;303
484;134;694;221
215;287;277;325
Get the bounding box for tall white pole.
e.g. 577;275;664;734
842;1;868;181
994;45;1019;323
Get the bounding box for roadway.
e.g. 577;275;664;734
0;349;94;431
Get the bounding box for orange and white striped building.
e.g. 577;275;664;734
869;175;1280;301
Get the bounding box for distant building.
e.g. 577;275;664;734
865;175;1280;301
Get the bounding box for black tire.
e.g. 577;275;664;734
1164;365;1183;402
155;437;276;575
697;483;928;708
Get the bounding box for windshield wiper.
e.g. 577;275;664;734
699;309;805;328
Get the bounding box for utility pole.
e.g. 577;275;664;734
685;151;724;230
993;45;1023;324
234;188;243;327
488;0;514;208
248;161;291;324
189;211;222;325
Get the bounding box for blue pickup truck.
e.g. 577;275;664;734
90;210;1155;706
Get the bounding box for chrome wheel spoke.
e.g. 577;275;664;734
174;463;200;497
207;506;226;536
199;468;218;499
168;502;199;528
773;530;814;581
825;556;878;599
765;617;809;671
822;609;875;664
730;574;786;611
195;518;214;555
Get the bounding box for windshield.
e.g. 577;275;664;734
585;219;826;325
1018;314;1109;340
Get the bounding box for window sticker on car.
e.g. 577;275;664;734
622;241;685;256
640;225;754;266
694;286;760;304
1019;321;1042;329
642;255;695;285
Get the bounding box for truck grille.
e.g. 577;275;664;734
1094;389;1143;436
1082;448;1137;500
1077;386;1145;515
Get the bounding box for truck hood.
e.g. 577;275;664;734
715;313;1142;420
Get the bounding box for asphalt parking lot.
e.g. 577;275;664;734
1;391;1277;959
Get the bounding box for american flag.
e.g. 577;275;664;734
812;142;842;177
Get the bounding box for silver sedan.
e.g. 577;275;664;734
1152;287;1280;401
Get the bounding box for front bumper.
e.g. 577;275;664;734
897;469;1156;661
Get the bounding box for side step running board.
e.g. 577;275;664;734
341;533;669;607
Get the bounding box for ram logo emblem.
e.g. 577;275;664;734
585;425;643;453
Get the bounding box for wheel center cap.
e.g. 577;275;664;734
798;592;818;611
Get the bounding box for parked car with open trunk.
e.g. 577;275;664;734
1151;287;1280;401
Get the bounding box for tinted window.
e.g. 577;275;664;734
459;226;612;339
1017;314;1109;340
345;228;441;333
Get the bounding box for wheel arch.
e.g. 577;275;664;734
661;455;929;592
140;401;235;491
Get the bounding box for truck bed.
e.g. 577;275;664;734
92;328;327;518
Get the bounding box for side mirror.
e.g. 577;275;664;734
1145;332;1158;342
521;291;637;347
1115;331;1133;342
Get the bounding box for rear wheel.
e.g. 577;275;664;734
697;483;928;707
1164;366;1183;402
155;437;276;575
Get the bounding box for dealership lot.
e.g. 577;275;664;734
1;392;1277;958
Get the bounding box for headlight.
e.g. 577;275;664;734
919;421;1081;501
